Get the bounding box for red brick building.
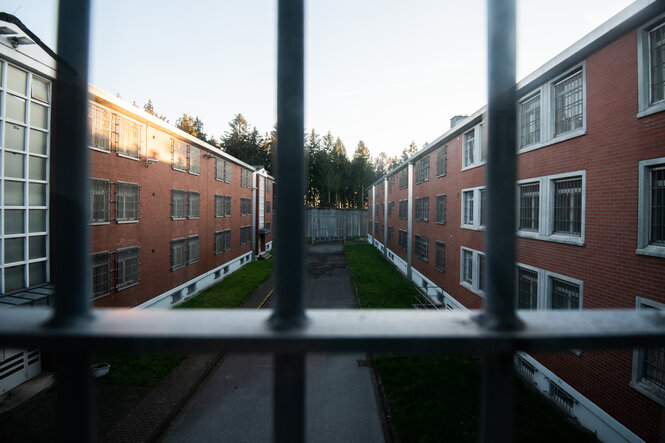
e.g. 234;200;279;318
369;3;665;441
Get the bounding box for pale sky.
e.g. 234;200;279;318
6;0;634;159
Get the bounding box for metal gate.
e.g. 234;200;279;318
311;214;346;241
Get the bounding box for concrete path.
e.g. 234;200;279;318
163;243;385;442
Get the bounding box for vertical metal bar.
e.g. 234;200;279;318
272;0;306;441
480;1;520;442
383;178;388;255
48;0;95;441
406;163;414;280
252;171;257;260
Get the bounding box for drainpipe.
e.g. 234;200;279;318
252;170;257;261
407;162;414;280
371;185;376;241
383;177;388;257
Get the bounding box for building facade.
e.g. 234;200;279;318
369;3;665;442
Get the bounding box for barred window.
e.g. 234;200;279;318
388;201;394;217
171;190;186;219
388;175;394;193
241;226;251;244
518;268;538;309
519;183;539;231
90;179;110;223
224;195;232;217
549;382;575;414
415;156;429;184
415;198;421;221
116;115;141;159
399;169;408;189
215;158;225;181
225;162;233;183
172;140;187;171
89;103;111;151
188;236;199;264
388;226;394;241
398;229;407;251
437;145;447;177
479;254;487;293
241;169;252;188
189;147;200;174
550;278;580;310
215;195;223;217
91;252;110;298
479;189;487;227
188;192;200;219
398;200;407;220
554;70;584;136
116;182;139;222
634;302;665;401
435;241;445;272
116;247;139;289
553;178;582;235
436;194;446;224
223;229;231;251
266;201;271;214
463;129;475;168
241;198;251;216
462;190;474;225
651;167;665;245
462;249;473;285
649;22;665;104
214;231;224;254
643;346;665;390
171;238;186;270
519;93;541;148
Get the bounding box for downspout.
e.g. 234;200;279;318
252;170;257;261
371;185;376;240
407;162;414;280
383;177;388;257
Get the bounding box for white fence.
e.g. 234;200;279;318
305;209;367;241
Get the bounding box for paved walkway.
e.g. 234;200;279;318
163;243;385;442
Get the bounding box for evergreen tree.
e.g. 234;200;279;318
176;113;207;142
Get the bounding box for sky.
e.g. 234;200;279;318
6;0;635;160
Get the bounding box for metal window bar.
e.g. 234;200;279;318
517;268;538;309
464;129;475;166
519;93;540;148
548;382;575;414
554;70;584;135
89;178;109;223
116;182;138;221
189;146;200;174
553;178;582;235
644;346;665;389
90;251;109;298
188;236;199;264
0;1;664;443
550;278;580;310
188;191;200;218
88;102;110;151
650;22;665;103
172;140;187;171
116;115;140;159
463;190;474;224
171;189;186;219
435;241;445;272
436;194;446;224
518;183;539;231
651;167;665;244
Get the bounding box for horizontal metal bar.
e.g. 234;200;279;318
0;309;663;353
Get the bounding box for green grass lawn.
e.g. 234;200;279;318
344;241;598;442
95;258;273;386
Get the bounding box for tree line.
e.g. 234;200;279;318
142;100;423;209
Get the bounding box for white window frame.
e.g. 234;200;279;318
631;297;665;405
514;262;583;312
461;124;484;171
517;91;541;150
116;114;142;160
116;181;139;223
637;156;665;258
516;170;586;246
90;178;110;225
547;272;583;310
637;13;665;118
88;102;112;153
461;186;485;231
172;140;188;172
170;238;186;271
459;247;485;297
516;63;586;154
189;146;200;175
115;246;140;290
171;189;186;220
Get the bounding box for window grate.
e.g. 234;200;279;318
650;22;665;104
554;70;583;136
91;252;110;298
519;93;540;147
651;167;665;244
519;183;539;231
553;178;582;235
550;277;580;310
549;382;575;414
116;182;139;222
644;346;665;389
89;179;109;223
517;268;538;309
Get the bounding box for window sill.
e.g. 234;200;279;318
90;221;110;226
436;174;446;178
517;231;584;247
188;216;200;220
461;224;485;231
117;220;139;224
172;167;187;172
91;292;110;301
116;282;139;292
636;245;665;258
189;171;200;176
188;260;200;265
630;381;665;406
89;146;111;154
518;128;586;155
461;161;486;172
171;265;185;271
460;281;485;298
637;101;665;119
172;217;186;221
117;153;140;161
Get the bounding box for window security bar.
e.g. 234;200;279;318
0;0;664;442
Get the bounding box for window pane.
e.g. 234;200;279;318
5;181;24;206
30;103;48;129
90;179;109;222
650;168;665;245
4;209;24;234
551;278;580;309
6;65;27;94
5;237;24;263
28;156;46;181
117;183;139;221
29;236;46;259
31;77;50;103
554;71;583;135
29;209;46;232
650;24;665;103
519;184;540;231
5;123;26;150
29;262;46;286
5;265;25;292
89;104;111;151
6;95;26;122
643;347;665;389
29;129;47;154
518;268;538;309
5;152;25;178
553;179;582;235
520;94;541;147
117;116;140;158
92;253;110;297
29;183;46;206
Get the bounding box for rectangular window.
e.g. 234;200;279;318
549;382;575;415
649;21;665;105
519;93;541;148
116;115;141;159
553;178;582;235
89;103;111;152
554;70;584;136
519;183;540;231
632;299;665;405
116;182;139;222
189;146;200;174
188;236;199;264
224;195;232;217
435;241;445;272
171;238;186;270
550;278;580;310
479;189;487;227
172;140;187;171
215;195;224;217
415;156;429;184
415;198;422;221
398;200;407;220
399;169;408;189
214;231;224;254
651;167;665;245
240;226;251;245
478;254;487;293
462;191;474;225
388;226;394;241
462;249;473;285
463;129;475;168
188;192;200;219
225;162;233;183
90;179;109;223
223;229;231;251
215;158;224;181
518;268;538;309
422;197;429;222
171;190;186;219
116;247;139;289
266;201;271;214
398;229;407;251
437;146;447;177
414;235;420;260
91;252;110;298
436;194;446;224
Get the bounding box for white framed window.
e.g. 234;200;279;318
116;182;139;222
91;251;110;299
171;190;186;219
88;102;112;152
415;156;429;184
215;158;224;181
189;146;200;175
188;236;199;264
116;115;141;159
170;238;186;270
436;145;447;177
90;179;110;224
549;276;581;310
414;235;428;262
414;197;428;222
631;297;665;405
225;162;233;183
637;157;665;258
459;247;488;297
516;170;586;246
436;194;446;224
514;263;582;312
462;124;485;170
637;14;665;117
517;267;538;309
116;246;139;290
461;186;485;230
517;63;586;153
435;241;445;272
172;140;187;171
188;191;200;219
